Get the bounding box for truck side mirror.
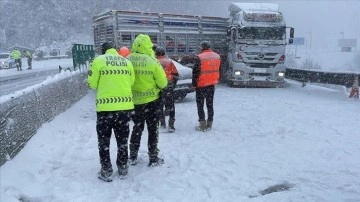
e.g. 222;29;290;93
290;28;294;38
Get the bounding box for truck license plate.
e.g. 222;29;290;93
254;68;266;73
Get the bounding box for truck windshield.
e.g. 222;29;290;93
238;27;285;40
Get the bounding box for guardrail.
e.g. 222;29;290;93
286;68;360;98
59;65;72;73
0;71;89;166
34;55;71;61
0;44;94;166
285;68;360;87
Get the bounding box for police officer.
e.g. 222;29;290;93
10;48;22;71
23;50;32;69
155;46;179;132
88;41;135;182
127;34;168;167
192;41;221;131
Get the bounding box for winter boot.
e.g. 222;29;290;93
98;168;113;182
128;156;138;166
118;164;129;179
148;157;165;167
196;121;207;132
168;119;175;133
206;120;213;130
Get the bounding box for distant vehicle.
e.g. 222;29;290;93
0;52;17;69
172;60;194;102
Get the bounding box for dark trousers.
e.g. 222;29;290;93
96;110;132;171
196;85;215;122
27;58;32;69
160;87;175;123
130;99;161;160
15;59;22;70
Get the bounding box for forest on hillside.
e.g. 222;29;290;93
0;0;221;50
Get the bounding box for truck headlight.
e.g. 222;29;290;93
277;72;285;77
234;70;243;76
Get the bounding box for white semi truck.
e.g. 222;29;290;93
92;2;294;87
225;3;294;87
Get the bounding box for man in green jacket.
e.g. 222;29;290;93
10;48;22;71
88;41;135;182
127;34;168;167
23;50;32;69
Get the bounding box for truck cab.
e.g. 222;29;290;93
225;3;294;87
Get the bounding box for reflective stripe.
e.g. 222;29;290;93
200;70;219;75
134;70;154;75
132;91;156;98
96;96;133;104
100;69;131;75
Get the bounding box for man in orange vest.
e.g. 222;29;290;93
192;41;221;131
155;46;179;132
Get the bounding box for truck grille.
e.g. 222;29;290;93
244;52;278;62
247;63;277;68
249;73;271;76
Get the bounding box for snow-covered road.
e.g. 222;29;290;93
0;58;73;96
1;80;359;202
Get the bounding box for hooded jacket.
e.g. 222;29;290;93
127;34;167;105
10;49;21;59
88;48;135;112
24;51;32;59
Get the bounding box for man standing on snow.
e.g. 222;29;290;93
192;41;221;132
88;41;135;182
127;34;168;167
23;50;32;69
10;48;22;71
155;46;179;132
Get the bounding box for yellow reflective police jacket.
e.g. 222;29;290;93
88;48;135;112
128;34;167;105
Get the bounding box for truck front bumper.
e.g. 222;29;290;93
229;78;285;87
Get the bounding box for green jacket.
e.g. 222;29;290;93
128;34;167;105
24;51;32;59
10;49;21;59
88;48;135;112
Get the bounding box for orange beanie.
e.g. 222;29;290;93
118;47;130;57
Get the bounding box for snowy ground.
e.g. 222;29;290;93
1;80;359;202
0;58;73;78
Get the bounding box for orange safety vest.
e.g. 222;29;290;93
157;56;178;82
197;50;220;87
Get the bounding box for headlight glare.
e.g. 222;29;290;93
234;70;242;76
